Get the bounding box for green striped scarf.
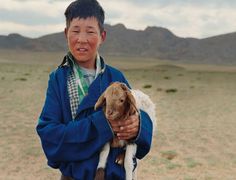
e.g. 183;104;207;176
67;52;101;119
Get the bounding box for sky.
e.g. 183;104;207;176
1;0;236;39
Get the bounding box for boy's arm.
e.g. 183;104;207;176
36;73;113;164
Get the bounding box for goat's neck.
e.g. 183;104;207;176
111;137;127;148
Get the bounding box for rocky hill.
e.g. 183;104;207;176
0;24;235;64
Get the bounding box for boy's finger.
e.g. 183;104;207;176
117;131;137;140
119;124;137;132
118;134;136;140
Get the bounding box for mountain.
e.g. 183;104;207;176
0;24;236;65
0;32;67;51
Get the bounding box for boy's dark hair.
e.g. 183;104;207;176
64;0;105;32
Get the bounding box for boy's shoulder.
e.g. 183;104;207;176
104;64;126;78
96;55;126;79
47;64;70;83
103;64;130;86
105;64;122;74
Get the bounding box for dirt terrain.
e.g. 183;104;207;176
0;55;236;180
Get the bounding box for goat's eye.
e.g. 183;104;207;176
120;99;124;103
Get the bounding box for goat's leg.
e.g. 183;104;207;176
124;144;137;180
95;143;110;180
115;152;125;165
133;161;138;180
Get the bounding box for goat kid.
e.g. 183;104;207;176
94;82;156;180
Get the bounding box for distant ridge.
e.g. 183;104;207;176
0;23;236;65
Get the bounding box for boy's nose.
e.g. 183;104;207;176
77;33;88;43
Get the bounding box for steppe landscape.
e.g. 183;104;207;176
0;51;236;180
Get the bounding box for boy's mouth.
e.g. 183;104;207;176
77;48;88;52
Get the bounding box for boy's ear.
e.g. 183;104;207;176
101;30;106;43
64;28;68;39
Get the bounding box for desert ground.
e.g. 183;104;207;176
0;51;236;180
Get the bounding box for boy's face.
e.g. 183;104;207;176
65;17;106;69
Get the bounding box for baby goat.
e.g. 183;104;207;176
94;82;156;180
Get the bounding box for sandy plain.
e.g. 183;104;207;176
0;52;236;180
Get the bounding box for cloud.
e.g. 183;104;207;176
0;9;63;25
1;0;236;38
0;20;65;38
99;0;236;38
164;4;236;38
1;0;69;17
121;0;236;8
0;0;70;37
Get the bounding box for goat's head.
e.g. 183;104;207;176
94;82;138;121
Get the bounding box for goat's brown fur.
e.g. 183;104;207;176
95;82;137;122
94;82;139;180
94;168;105;180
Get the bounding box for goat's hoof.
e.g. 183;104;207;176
115;158;123;165
94;168;105;180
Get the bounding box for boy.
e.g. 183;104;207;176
36;0;153;179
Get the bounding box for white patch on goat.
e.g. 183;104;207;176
124;143;137;180
131;89;157;132
97;142;110;169
119;140;126;147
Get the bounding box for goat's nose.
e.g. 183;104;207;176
107;109;113;115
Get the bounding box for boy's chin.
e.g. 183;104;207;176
74;58;96;69
74;57;90;63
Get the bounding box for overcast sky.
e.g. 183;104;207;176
1;0;236;39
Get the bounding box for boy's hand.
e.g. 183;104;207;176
108;114;140;140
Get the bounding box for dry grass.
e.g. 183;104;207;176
125;64;236;180
0;52;236;180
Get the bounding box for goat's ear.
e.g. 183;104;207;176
120;83;129;91
126;91;138;116
94;92;106;110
